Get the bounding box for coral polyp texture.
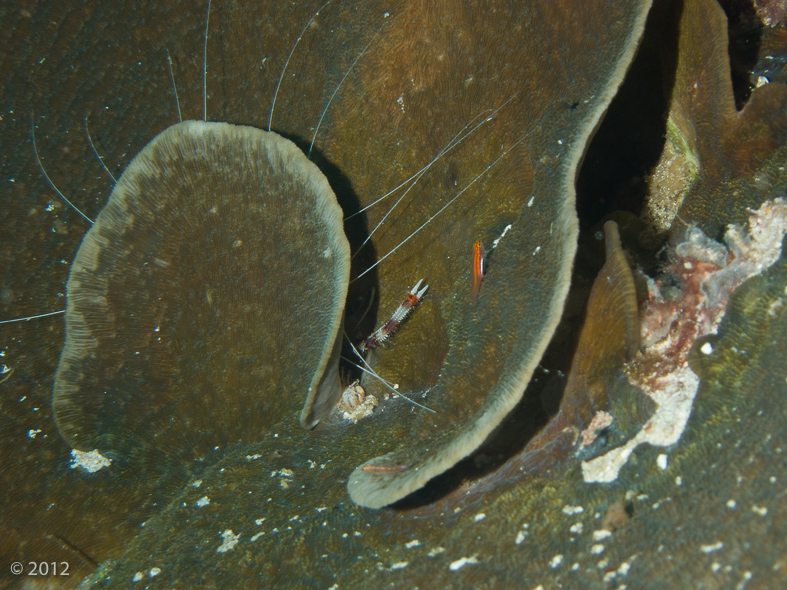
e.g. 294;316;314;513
0;0;785;588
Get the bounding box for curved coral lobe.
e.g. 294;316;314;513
557;220;649;447
53;121;350;457
340;0;654;508
565;221;640;419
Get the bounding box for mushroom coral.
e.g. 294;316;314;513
1;0;785;587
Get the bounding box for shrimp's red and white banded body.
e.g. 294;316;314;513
362;279;428;351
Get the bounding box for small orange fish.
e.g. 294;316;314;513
471;240;486;301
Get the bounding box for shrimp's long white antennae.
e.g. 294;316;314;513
340;355;396;387
343;332;436;414
346;92;520;225
346;110;488;223
203;0;212;121
353;128;533;281
308;24;385;157
31;113;94;225
269;0;333;132
348;94;522;263
0;309;65;325
85;116;117;183
165;47;183;123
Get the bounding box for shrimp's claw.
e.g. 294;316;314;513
411;278;428;299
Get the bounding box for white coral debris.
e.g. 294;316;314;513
583;199;787;483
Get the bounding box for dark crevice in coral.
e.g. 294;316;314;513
718;0;764;109
575;0;683;232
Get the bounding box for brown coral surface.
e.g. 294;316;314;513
1;0;785;588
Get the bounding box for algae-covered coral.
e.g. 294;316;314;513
0;0;785;588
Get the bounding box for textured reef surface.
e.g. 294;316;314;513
0;0;785;588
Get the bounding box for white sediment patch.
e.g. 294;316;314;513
592;529;612;541
69;449;111;473
562;505;584;515
700;541;724;553
216;529;240;553
449;555;479;571
491;223;513;249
